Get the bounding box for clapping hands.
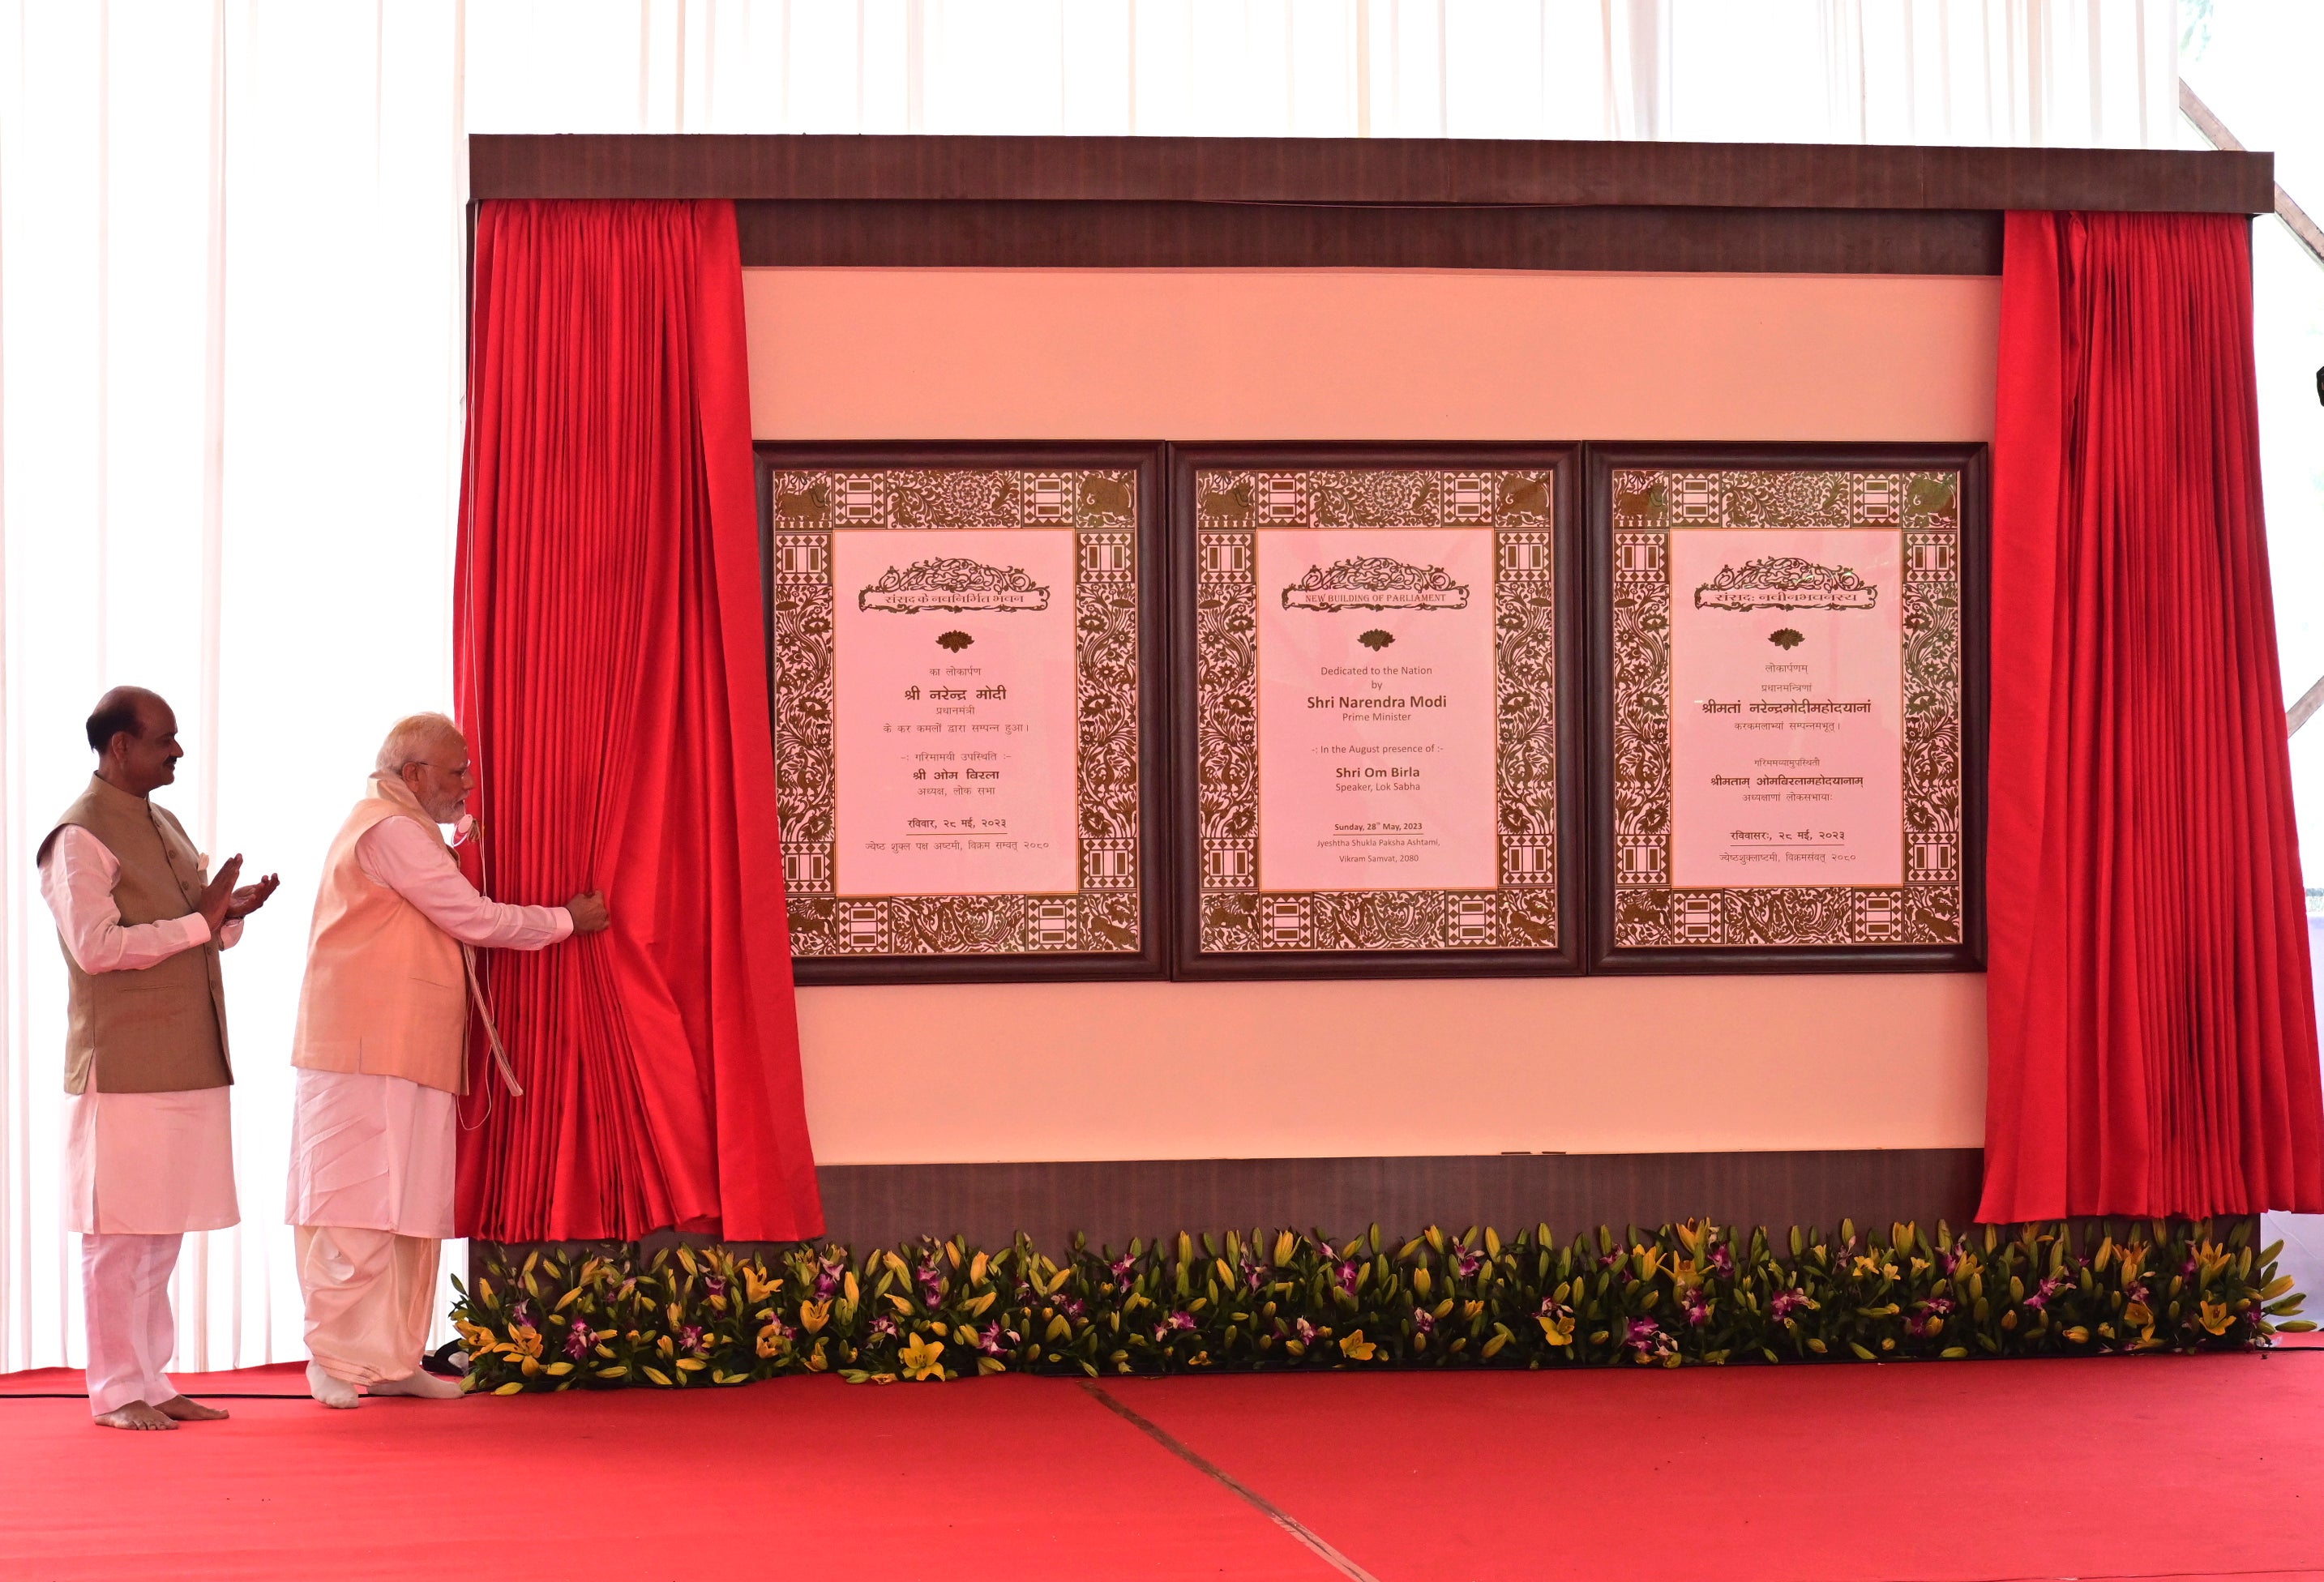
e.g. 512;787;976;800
198;857;279;934
228;872;280;919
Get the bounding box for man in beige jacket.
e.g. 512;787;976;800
40;686;280;1430
286;712;606;1408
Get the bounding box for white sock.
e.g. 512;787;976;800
306;1361;361;1409
369;1369;463;1400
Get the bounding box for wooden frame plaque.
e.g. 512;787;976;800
1173;446;1582;980
758;444;1167;984
1586;444;1987;973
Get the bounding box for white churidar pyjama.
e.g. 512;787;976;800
70;1088;238;1416
67;1087;238;1417
81;1233;185;1414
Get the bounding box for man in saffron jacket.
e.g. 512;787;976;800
288;712;608;1408
41;686;280;1430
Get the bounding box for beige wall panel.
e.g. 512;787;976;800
746;266;2001;1163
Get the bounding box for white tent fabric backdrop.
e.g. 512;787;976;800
0;0;2177;1374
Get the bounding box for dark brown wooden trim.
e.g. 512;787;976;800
473;134;2271;215
1582;442;1990;976
735;200;2003;275
1169;443;1585;981
809;1149;1988;1252
757;443;1172;986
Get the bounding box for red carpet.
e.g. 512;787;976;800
0;1362;309;1397
4;1356;2320;1581
1108;1354;2324;1582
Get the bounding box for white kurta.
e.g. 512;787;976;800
285;1069;460;1238
41;825;242;1235
285;814;571;1237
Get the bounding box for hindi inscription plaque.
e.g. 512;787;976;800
760;447;1165;983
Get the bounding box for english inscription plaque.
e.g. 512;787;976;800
1175;447;1581;978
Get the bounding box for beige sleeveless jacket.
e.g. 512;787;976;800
41;776;231;1095
290;776;472;1095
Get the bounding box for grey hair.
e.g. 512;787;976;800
375;712;463;777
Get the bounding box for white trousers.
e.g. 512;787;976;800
296;1225;439;1387
82;1233;182;1416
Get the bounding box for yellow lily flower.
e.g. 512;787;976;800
1537;1314;1574;1345
900;1335;946;1380
1339;1330;1377;1362
742;1267;781;1306
801;1298;832;1333
2198;1299;2234;1336
755;1323;790;1358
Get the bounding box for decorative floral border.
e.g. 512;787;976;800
768;469;1142;957
1194;468;1560;954
455;1217;2300;1392
1608;468;1963;948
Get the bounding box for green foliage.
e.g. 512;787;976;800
449;1217;2306;1393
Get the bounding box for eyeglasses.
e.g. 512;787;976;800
402;760;474;779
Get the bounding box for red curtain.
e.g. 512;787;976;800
453;199;823;1243
1981;209;2324;1221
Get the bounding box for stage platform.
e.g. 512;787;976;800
4;1353;2320;1581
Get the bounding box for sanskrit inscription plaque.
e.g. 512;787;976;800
1592;447;1985;971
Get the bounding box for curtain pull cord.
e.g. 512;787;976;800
463;940;524;1101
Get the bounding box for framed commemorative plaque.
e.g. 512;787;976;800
1587;445;1986;973
1173;446;1582;980
758;445;1166;983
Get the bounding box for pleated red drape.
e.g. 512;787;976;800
453;199;823;1242
1980;209;2324;1221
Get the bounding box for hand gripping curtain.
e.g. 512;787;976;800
454;200;823;1242
1980;210;2324;1221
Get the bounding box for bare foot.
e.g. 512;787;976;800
93;1400;178;1431
156;1395;229;1422
306;1361;361;1410
369;1370;463;1400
